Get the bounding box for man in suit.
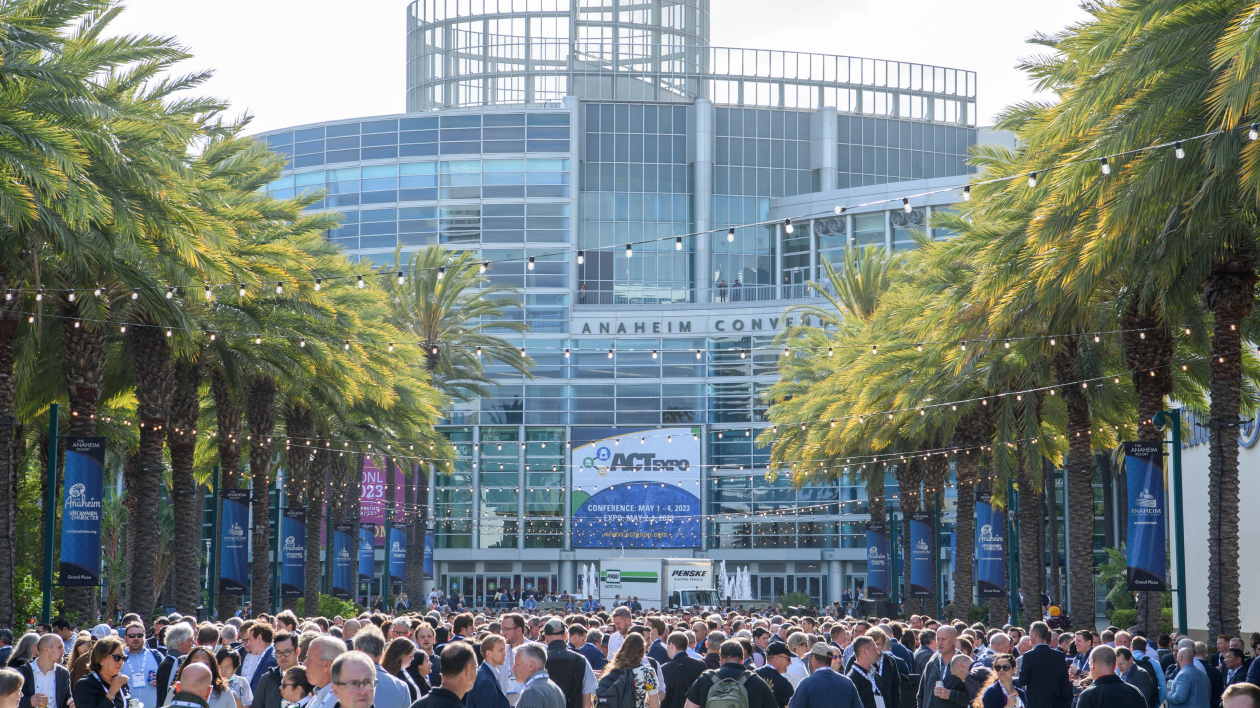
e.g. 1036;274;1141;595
663;633;708;708
788;642;862;708
1196;643;1225;708
1116;647;1158;708
914;630;937;676
1076;646;1147;708
240;623;278;696
467;635;510;708
647;618;670;666
1168;647;1211;708
19;635;71;708
1224;649;1249;688
253;631;299;708
1015;621;1072;708
157;623;197;707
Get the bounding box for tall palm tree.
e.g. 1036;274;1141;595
166;358;202;615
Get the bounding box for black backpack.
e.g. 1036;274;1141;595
596;668;638;708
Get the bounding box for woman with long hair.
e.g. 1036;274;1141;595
972;653;1024;708
607;634;659;708
6;635;38;669
0;668;24;708
381;638;421;701
408;649;432;698
72;637;128;708
65;635;91;670
165;647;233;708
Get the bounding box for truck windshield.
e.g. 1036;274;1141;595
680;590;718;607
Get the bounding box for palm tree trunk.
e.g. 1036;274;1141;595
129;324;174;618
211;367;244;619
1054;338;1096;628
305;448;328;614
894;460;922;614
282;405;314;612
1018;461;1043;627
950;411;987;620
923;454;948;619
247;376;278;613
1123;303;1174;637
167;360;202;616
1201;255;1255;642
62;300;108;621
0;272;20;628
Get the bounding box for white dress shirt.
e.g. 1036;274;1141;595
32;661;58;708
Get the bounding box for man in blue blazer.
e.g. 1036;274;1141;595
467;635;510;708
787;643;862;708
1168;648;1211;708
240;624;278;696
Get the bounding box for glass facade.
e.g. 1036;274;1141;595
259;0;987;604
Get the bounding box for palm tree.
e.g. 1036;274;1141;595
166;358;203;615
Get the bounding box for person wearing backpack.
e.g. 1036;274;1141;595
680;640;776;708
786;643;861;708
596;634;658;708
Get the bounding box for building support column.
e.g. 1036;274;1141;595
828;559;843;604
560;559;576;596
814;108;837;193
472;426;481;551
694;98;714;304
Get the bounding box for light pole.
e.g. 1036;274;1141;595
1153;409;1187;635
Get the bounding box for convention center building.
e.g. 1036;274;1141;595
258;0;999;607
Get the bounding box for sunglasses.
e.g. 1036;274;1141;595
110;654;126;662
994;664;1013;672
125;634;144;639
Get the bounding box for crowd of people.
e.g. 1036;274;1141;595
0;604;1255;708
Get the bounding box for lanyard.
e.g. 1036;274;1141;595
125;650;152;675
852;665;881;696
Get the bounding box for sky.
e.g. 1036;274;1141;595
104;0;1090;135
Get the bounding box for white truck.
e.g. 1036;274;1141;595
598;558;719;610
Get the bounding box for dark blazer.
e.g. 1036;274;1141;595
661;653;707;708
19;662;73;708
155;653;181;708
247;647;278;695
1226;664;1250;687
648;639;670;666
912;647;933;676
1120;663;1157;707
72;673;128;708
465;662;509;708
253;665;283;708
1016;644;1072;708
1075;674;1147;708
1202;662;1224;708
844;666;881;708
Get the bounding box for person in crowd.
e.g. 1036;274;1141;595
167;663;215;708
662;633;707;708
1167;647;1210;708
216;648;253;708
540;620;592;708
73;636;129;708
303;636;348;708
789;642;860;708
974;652;1024;708
1132;636;1168;706
567;626;604;674
0;633;15;670
157;623;197;707
278;667;313;708
1116;647;1157;708
782;633;809;689
414;642;476;708
347;626;409;708
411;624;439;691
8;635;40;670
917;625;968;708
681;640;775;708
497;614;528;705
1224;683;1260;708
66;636;93;687
1015;621;1071;708
914;630;936;676
239;624;276;697
1075;646;1147;708
121;622;161;708
606;610;632;661
166;647;236;708
17;634;71;708
753;641;792;708
407;650;432;699
381;639;421;702
844;636;884;708
512;643;564;708
252;631;299;708
861;628;901;708
327;652;377;708
1194;642;1225;708
1226;650;1250;689
467;635;509;708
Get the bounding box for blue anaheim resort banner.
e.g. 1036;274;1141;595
866;522;889;599
1125;441;1167;591
908;511;934;598
975;492;1007;598
219;489;250;594
60;437;106;586
423;531;434;579
389;525;407;584
331;523;354;599
280;508;305;598
358;523;375;581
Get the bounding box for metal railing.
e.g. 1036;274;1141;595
407;31;976;125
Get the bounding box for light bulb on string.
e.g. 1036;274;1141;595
1175;142;1185;159
962;185;971;201
299;337;304;347
397;271;406;284
1251;123;1258;141
527;257;535;271
1100;157;1111;175
576;251;584;265
727;228;735;243
784;218;794;234
132;289;139;300
625;243;633;258
903;197;912;213
356;275;365;289
1028;172;1038;188
344;340;350;350
675;236;683;250
388;342;394;353
314;278;322;291
834;205;845;214
740;349;746;358
652;349;658;359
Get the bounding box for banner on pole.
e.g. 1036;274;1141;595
1125;441;1168;591
358;523;375;581
389;525;407;584
331;523;354;599
908;512;934;598
866;522;889;599
219;490;250;594
280;508;306;598
975;492;1007;598
60;437;106;586
423;532;434;579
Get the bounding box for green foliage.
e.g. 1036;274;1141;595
774;592;812;609
1109;609;1137;628
295;594;363;619
968;604;987;623
14;574;43;626
1097;547;1134;611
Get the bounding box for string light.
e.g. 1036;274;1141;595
527;257;535;270
356;275;364;289
677;236;684;250
314;278;322;291
727;228;735;242
625;243;633;258
1174;142;1185;159
397;271;406;284
1100;157;1111;175
784;218;794;234
132;289;139;300
902;197;912;213
962;185;971;201
1028;172;1038;188
1251;123;1258;141
576;251;584;265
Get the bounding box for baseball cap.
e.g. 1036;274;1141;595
809;642;834;661
543;619;566;636
91;624;115;640
766;641;791;657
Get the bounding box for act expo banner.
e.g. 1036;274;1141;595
908;512;934;599
571;427;701;547
975;493;1007;598
389;525;407;584
358;523;375;581
360;458;404;546
1125;441;1167;591
219;490;250;594
60;437;105;586
866;522;889;599
280;508;305;598
331;523;354;599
